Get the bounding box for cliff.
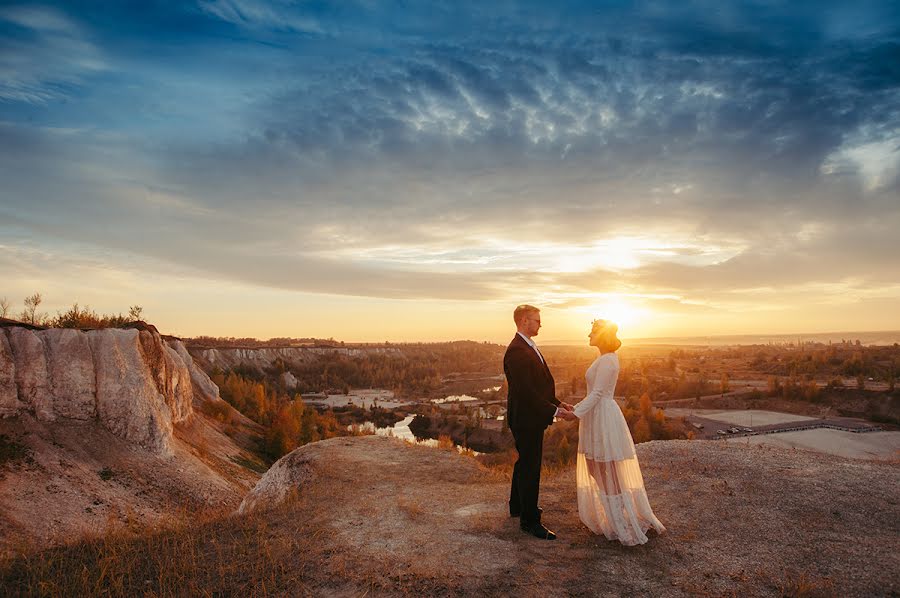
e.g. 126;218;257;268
0;323;216;455
191;344;402;371
0;323;263;553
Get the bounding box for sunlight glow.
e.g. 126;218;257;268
582;296;647;331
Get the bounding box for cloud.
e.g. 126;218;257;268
197;0;322;33
0;5;105;103
0;1;898;325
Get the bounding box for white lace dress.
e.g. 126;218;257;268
573;352;666;545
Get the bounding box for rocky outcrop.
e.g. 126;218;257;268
0;325;224;455
194;345;401;371
170;339;221;403
8;327;54;421
0;331;21;417
45;328;96;420
237;439;332;514
280;371;299;390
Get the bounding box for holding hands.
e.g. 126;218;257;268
556;403;577;421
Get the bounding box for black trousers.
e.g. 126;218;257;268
509;427;544;524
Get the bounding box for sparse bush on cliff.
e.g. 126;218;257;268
3;293;146;329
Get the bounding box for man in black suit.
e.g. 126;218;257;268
504;304;575;540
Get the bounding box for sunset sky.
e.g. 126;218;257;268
2;1;899;343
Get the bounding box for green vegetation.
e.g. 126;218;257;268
0;434;30;467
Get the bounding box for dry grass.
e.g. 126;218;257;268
1;499;312;598
777;570;837;598
396;496;425;519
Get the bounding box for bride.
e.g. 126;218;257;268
572;319;666;546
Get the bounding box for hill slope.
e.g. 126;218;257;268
4;436;896;596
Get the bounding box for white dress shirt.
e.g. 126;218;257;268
516;331;545;364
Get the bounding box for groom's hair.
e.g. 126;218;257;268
513;304;540;325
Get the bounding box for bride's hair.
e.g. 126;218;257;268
591;319;622;352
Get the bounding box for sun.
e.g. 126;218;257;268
585;297;644;331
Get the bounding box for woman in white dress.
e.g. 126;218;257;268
573;319;666;546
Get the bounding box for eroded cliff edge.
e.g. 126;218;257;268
0;323;221;455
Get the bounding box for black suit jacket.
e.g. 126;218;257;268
503;333;559;432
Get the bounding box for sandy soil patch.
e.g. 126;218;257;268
726;429;900;459
663;408;817;426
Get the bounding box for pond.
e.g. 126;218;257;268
351;415;480;455
431;394;479;404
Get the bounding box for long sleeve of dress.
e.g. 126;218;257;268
574;355;618;419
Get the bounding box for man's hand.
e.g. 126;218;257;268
560;401;575;411
556;407;577;421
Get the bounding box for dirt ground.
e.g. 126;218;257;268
3;434;898;596
662;408;817;426
726;428;900;459
0;412;262;557
228;435;899;597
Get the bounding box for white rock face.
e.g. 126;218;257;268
8;327;54;421
90;329;177;455
163;342;193;423
44;328;96;420
281;371;299;390
0;330;21;417
196;345;401;371
170;339;221;403
0;324;207;455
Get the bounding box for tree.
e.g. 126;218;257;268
21;292;44;325
128;305;144;320
639;392;653;417
889;360;896;393
720;373;730;396
632;418;651;443
0;297;9;318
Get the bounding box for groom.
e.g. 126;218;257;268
504;304;575;540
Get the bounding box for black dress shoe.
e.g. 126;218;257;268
520;521;556;540
510;507;543;518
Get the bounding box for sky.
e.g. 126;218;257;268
1;1;899;343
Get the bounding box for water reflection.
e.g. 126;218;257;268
431;394;479;404
352;415;479;455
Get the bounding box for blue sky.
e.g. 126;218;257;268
1;1;899;341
